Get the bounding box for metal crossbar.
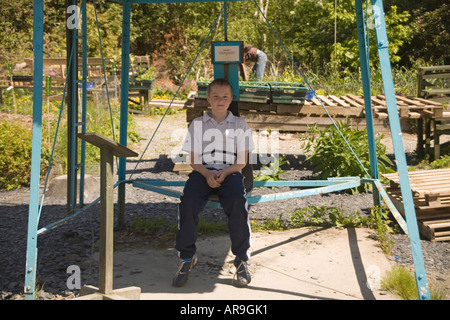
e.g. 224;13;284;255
132;177;361;209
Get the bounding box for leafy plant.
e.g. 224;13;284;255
290;205;369;228
300;121;394;192
251;213;289;232
254;155;287;182
381;266;448;300
0;119;51;190
135;66;156;81
367;206;396;254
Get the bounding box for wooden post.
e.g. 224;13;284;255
99;145;114;294
77;132;140;300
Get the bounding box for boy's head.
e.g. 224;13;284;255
206;78;233;98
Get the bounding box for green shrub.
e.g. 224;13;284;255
381;266;448;300
254;155;287;183
300;121;395;192
290;205;369;229
0;119;50;190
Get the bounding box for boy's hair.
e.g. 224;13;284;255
206;78;233;97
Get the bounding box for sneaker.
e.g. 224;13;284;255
172;256;198;287
233;257;251;287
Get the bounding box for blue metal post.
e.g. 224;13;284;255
24;0;44;300
79;0;88;206
355;0;380;206
118;0;132;228
67;0;78;213
370;0;430;300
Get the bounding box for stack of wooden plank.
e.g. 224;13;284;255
382;168;450;241
187;94;444;133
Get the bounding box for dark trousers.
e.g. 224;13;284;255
175;170;251;261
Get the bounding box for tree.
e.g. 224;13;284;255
403;3;449;65
0;1;33;69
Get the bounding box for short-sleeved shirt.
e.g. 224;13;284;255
182;111;255;171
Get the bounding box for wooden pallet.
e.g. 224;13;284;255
302;94;443;119
382;169;450;241
188;94;443;132
191;94;443;119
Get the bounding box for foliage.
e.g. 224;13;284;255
366;206;395;254
0;96;141;190
381;265;448;300
417;154;450;170
55;100;142;172
129;215;228;235
300;122;395;191
254;155;287;182
330;4;412;70
0;118;50;190
0;1;33;68
1;1;444;82
290;205;369;228
135;66;156;81
253;204;396;256
251;213;290;232
400;3;449;65
129;216;177;235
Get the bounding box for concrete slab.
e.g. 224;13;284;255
104;227;396;300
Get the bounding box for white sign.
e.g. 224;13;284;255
212;42;242;63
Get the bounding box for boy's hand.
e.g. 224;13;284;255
215;169;229;184
205;170;221;188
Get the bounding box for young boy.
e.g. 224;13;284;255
173;78;254;287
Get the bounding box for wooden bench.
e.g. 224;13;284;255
418;65;450;104
433;111;450;159
0;56;152;105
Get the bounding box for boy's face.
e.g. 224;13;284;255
207;84;233;113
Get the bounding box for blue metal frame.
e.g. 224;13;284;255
355;0;380;206
132;177;361;209
25;0;430;300
79;0;88;207
367;0;430;299
117;0;132;228
24;0;44;300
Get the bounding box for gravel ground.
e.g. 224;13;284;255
1;112;449;300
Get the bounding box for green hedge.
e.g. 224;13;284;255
0;119;50;190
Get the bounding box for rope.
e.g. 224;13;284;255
93;0;116;141
37;43;76;221
128;5;225;180
252;0;371;179
38;0;116;218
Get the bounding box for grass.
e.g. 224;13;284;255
381;266;448;300
128;215;228;237
128;204;396;256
